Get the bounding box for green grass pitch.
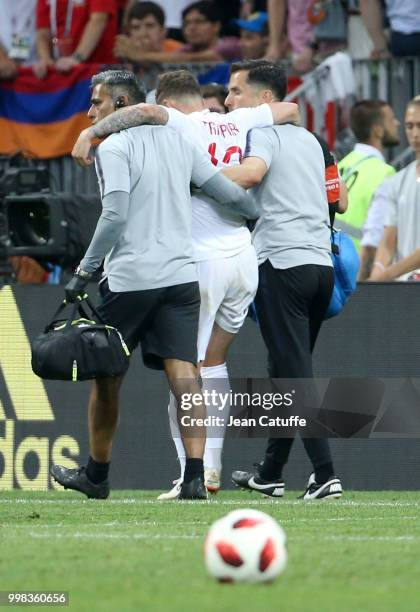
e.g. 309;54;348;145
1;490;420;612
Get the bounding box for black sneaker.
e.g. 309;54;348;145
50;465;110;500
301;473;342;500
179;476;208;500
232;467;285;498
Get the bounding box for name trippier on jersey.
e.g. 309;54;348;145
201;120;239;138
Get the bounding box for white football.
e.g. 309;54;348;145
204;509;287;583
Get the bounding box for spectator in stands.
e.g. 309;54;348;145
124;0;192;40
337;100;399;280
368;97;420;281
265;0;349;72
114;1;183;61
124;1;245;42
178;1;241;60
137;1;243;38
0;0;37;79
34;0;117;79
115;1;241;63
360;0;420;59
200;83;227;112
265;0;317;70
235;11;268;60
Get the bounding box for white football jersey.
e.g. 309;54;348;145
165;105;274;261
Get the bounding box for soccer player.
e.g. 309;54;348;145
223;60;343;500
51;70;258;501
72;71;299;498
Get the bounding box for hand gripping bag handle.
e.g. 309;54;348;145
45;295;105;333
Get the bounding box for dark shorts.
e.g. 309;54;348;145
97;279;200;370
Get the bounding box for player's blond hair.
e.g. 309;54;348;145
156;70;201;104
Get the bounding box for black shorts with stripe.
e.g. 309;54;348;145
97;279;200;370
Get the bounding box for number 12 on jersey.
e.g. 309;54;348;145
208;143;243;166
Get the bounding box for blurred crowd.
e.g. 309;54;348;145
1;0;420;82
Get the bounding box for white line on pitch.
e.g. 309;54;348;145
3;516;418;529
4;521;211;528
11;532;420;543
324;535;419;542
25;532;202;540
1;499;420;508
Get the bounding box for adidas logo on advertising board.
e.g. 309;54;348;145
0;287;79;490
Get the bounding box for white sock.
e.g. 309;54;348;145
202;363;230;472
168;390;186;479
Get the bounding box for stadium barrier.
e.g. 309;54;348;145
284;57;420;154
353;57;420;115
1;282;420;492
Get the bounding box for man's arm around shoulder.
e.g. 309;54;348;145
72;104;169;167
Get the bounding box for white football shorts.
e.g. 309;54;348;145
196;243;258;361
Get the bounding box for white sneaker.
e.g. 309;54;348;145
302;474;343;500
157;478;182;500
204;468;221;494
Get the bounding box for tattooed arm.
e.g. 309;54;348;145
72;104;169;167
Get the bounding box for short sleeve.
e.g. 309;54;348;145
228;105;274;133
191;144;218;187
361;180;393;247
94;135;131;198
244;127;275;169
36;0;50;29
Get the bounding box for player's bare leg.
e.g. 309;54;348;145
164;358;207;499
202;322;235;367
164;359;206;458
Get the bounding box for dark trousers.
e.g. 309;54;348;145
390;30;420;57
254;260;335;477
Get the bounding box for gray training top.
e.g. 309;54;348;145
246;124;332;269
80;125;257;291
